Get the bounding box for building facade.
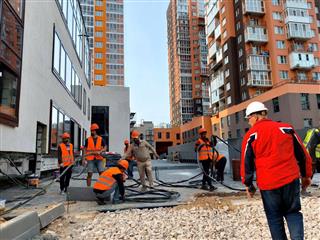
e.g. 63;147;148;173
206;0;320;139
133;121;155;147
167;0;211;127
0;0;92;175
91;0;124;86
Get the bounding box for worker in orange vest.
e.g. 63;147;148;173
124;139;134;178
93;159;129;205
58;133;74;194
213;151;227;183
195;128;217;191
83;123;107;187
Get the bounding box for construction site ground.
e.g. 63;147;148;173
1;160;320;239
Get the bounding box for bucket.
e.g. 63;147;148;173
232;159;241;181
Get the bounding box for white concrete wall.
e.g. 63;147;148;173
0;1;91;153
91;86;130;154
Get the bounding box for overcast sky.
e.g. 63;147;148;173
124;0;170;126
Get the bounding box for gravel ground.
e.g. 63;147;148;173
38;194;320;240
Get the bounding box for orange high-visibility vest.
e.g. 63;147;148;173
197;138;213;161
59;143;74;167
93;167;121;191
86;136;103;161
213;152;225;162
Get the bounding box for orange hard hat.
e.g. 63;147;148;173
118;159;129;170
124;139;129;144
91;123;99;131
131;130;140;139
61;132;70;139
198;128;207;134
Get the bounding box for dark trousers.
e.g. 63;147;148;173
201;160;212;187
128;160;134;178
60;166;73;192
260;179;304;240
215;157;226;182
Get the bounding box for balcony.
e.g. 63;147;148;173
243;0;265;16
285;15;310;25
245;26;268;44
216;48;223;63
214;24;221;39
283;0;308;9
286;23;313;40
247;72;272;87
207;20;215;37
208;42;217;59
247;55;270;71
289;52;315;70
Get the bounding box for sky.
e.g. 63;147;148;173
124;0;170;126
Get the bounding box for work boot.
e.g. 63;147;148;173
140;186;147;192
201;185;208;190
209;185;217;191
96;198;106;205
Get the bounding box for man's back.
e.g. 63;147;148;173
242;119;302;190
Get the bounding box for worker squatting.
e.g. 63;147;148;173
57;101;319;240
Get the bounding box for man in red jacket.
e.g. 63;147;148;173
241;101;312;240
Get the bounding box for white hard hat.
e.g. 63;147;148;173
245;101;268;118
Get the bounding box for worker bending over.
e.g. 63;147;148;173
83;123;107;187
303;127;320;173
124;130;159;191
241;101;312;240
124;139;134;178
213;151;227;183
58;133;74;194
195;128;217;191
93;160;128;205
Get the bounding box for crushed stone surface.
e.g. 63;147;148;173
38;195;320;240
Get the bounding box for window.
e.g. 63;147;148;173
223;43;228;52
227;96;232;105
166;132;170;139
236;129;241;138
241;76;246;85
236;22;241;30
95;64;103;70
307;2;312;9
54;34;61;74
235;112;239;124
312;72;320;80
96;0;103;6
272;12;282;20
226;82;231;91
96;21;103;26
96;31;103;37
50;107;58;149
274;26;284;34
83;89;87;115
95;74;103;81
240;64;244;72
272;97;280;113
95;42;103;48
277;56;287;64
276;41;285;49
88;98;91;121
317;94;320;109
300;93;310;110
176;133;180;140
303;118;313;128
224;56;229;64
272;0;280;5
225;69;230;78
222;30;227;39
222;18;226;26
96;10;103;16
221;6;225;14
279;71;289;79
238;48;243;57
158;132;162;139
237;34;242;44
95;53;103;59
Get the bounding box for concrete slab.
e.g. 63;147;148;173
0;211;40;240
38;203;65;228
67;187;110;201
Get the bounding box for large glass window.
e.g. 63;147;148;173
50;107;58;149
0;1;24;125
60;47;66;82
272;97;280;113
66;57;72;91
301;93;310;110
83;89;87;115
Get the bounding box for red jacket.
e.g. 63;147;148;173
241;119;312;190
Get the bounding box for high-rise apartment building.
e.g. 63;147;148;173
206;0;320;139
80;0;94;49
167;0;210;127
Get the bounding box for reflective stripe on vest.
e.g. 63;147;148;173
59;143;74;167
303;129;315;148
316;144;320;158
93;167;121;191
198;138;213;161
86;136;103;161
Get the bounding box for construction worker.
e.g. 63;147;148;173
58;133;74;194
93;160;128;205
303;127;320;173
195;128;217;191
83;123;107;187
123;130;159;191
124;139;134;178
241;101;312;240
213;151;227;183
